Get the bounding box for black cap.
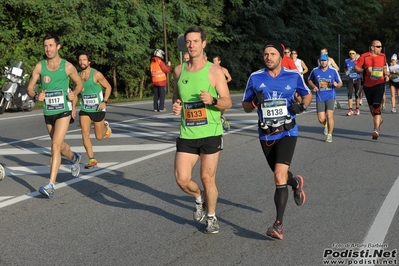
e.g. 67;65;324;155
263;40;284;58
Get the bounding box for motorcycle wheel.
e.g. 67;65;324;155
0;100;8;114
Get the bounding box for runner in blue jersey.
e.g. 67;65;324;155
242;40;312;240
308;54;343;143
344;50;362;116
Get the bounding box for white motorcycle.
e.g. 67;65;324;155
0;61;36;114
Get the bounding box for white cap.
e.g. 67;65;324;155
391;53;397;60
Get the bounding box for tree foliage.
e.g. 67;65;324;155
0;0;397;96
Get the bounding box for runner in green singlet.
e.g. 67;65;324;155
172;26;232;234
77;50;112;169
27;33;83;199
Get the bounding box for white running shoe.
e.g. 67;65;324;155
70;152;81;177
0;164;5;181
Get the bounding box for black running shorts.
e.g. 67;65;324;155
44;111;72;126
176;135;223;155
79;110;106;122
260;136;297;171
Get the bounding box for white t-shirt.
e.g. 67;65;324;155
389;64;399;83
294;59;303;75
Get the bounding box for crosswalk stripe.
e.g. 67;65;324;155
62;131;180;140
0;143;175;155
0;196;13;202
5;163;119;176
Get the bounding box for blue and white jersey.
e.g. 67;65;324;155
242;68;311;141
344;58;361;79
308;66;342;102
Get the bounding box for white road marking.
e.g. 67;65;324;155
5;163;118;176
0;147;176;209
0;196;13;202
0;144;175;155
358;176;399;266
363;175;399;244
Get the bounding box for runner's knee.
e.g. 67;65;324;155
373;104;381;116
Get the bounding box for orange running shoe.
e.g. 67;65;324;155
293;175;306;206
104;121;111;138
85;158;98;169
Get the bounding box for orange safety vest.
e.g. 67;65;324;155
150;57;167;84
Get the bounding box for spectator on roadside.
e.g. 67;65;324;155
150;49;171;112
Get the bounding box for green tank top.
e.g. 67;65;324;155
40;59;71;116
177;61;222;139
79;68;104;113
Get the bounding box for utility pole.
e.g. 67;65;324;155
162;0;169;93
337;34;341;72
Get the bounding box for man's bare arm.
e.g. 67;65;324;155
27;62;42;99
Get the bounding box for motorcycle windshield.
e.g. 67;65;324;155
11;61;23;69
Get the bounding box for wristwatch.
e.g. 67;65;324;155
212;97;218;106
102;100;108;104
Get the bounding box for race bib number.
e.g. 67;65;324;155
83;94;99;110
318;78;332;90
183;101;208;127
261;99;288;119
45;90;65;111
349;68;357;78
370;67;383;80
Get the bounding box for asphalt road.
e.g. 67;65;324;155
0;91;398;266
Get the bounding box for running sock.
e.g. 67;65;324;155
274;185;288;223
72;152;79;163
207;213;216;218
195;191;203;204
287;171;298;189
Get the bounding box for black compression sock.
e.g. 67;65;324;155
274;185;288;223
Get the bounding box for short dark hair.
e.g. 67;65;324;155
43;33;61;45
76;50;92;62
184;26;206;41
213;55;221;61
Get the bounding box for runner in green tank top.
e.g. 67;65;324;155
27;33;83;199
172;26;232;234
40;58;71;116
77;50;112;169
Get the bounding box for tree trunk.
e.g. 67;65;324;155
139;76;146;99
112;67;118;98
